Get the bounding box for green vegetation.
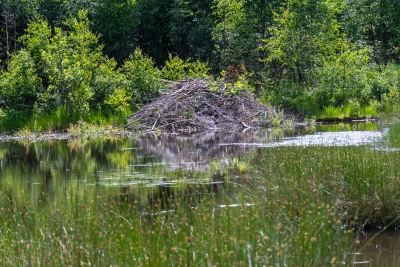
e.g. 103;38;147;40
1;0;400;130
2;122;400;265
317;104;378;120
3;1;400;264
0;181;350;266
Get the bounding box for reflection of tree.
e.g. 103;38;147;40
0;139;128;206
0;128;317;209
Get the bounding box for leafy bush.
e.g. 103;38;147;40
104;88;132;115
31;11;101;114
0;10;140;121
314;48;372;109
209;70;255;97
0;50;41;113
121;48;163;106
375;64;400;106
91;59;128;112
162;54;209;81
0;11;167;130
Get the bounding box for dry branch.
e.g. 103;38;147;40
127;78;277;134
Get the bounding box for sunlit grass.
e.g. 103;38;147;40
252;144;400;227
0;181;350;266
318;104;378;120
0;107;130;132
0;148;353;266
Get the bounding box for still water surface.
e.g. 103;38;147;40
0;122;397;266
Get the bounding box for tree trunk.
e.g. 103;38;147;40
3;8;10;53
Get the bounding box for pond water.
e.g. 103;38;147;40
0;122;398;266
352;230;400;266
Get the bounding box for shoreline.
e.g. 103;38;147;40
0;118;379;142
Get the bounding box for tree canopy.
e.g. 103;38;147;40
1;0;400;129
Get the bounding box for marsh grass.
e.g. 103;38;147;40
2;123;400;266
67;120;123;137
318;104;378;120
0;107;129;132
0;181;350;266
0;156;352;266
252;143;400;227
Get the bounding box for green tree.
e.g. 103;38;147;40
184;0;214;62
0;50;41;113
262;0;349;113
91;58;128;113
90;0;139;65
1;10;126;117
343;0;400;65
266;0;345;88
211;0;283;93
135;0;214;66
314;47;373;108
161;53;209;81
0;0;37;65
167;0;214;62
135;0;173;65
212;0;247;70
35;0;68;28
34;11;101;114
121;48;162;106
168;0;193;58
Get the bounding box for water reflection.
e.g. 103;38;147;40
0;123;386;225
133;123;383;172
0;123;385;192
0;122;396;265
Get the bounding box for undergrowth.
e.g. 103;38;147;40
2;107;129;134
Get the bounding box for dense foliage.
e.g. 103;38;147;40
1;0;400;129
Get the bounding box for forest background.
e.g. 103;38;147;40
0;0;400;131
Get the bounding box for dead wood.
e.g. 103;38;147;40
127;78;278;134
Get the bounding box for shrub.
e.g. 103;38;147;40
122;48;163;106
314;48;372;109
162;54;209;81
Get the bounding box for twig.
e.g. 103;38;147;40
127;78;277;134
240;121;252;129
151;114;160;130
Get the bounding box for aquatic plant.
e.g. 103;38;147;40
3;123;400;265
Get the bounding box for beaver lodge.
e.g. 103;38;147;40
127;78;279;134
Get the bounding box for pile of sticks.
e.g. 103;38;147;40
127;79;277;134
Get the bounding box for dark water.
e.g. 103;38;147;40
352;230;400;266
0;122;394;265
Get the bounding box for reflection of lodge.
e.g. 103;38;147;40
134;129;291;171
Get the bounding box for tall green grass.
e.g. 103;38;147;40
318;104;378;120
0;107;129;132
2;123;400;265
0;141;354;266
252;144;400;227
0;181;351;266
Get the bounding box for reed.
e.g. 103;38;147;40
0;107;129;132
252;140;400;227
0;151;352;266
0;182;351;266
318;104;378;120
3;122;400;266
